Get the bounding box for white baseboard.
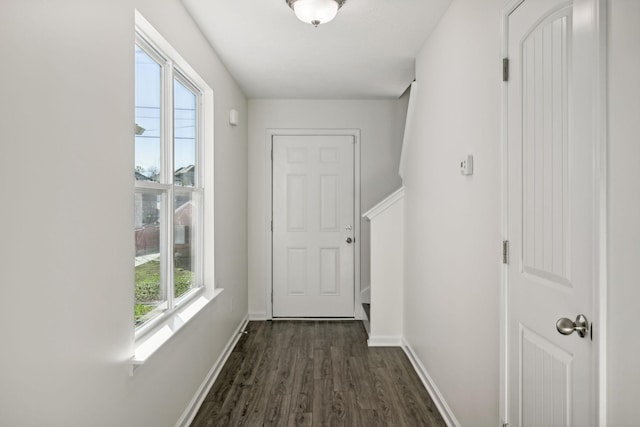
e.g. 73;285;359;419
368;335;402;347
249;311;268;320
176;314;249;427
401;338;461;427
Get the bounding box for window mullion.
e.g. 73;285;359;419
196;89;204;288
196;88;203;189
163;59;175;312
195;189;204;293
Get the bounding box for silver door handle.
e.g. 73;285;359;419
346;237;353;244
556;314;589;338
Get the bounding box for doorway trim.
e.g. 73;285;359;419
499;0;608;425
264;128;362;320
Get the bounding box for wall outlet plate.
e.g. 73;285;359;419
460;155;473;175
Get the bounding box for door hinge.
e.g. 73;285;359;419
271;149;273;160
271;220;273;231
503;57;509;82
502;240;510;264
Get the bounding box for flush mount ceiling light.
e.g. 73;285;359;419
286;0;346;27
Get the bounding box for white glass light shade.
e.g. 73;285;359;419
291;0;340;27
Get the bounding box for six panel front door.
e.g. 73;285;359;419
272;134;355;317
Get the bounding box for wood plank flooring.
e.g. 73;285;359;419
191;321;447;427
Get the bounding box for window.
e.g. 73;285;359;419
134;29;204;332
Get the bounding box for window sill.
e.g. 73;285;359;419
130;287;224;373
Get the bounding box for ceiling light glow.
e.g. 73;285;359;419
286;0;346;27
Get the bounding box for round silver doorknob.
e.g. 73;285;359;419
346;237;353;244
556;314;589;338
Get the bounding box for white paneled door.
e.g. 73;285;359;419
507;0;597;426
272;135;355;317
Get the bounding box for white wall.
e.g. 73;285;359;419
247;99;406;318
0;1;247;426
367;193;404;344
607;1;640;425
401;0;503;425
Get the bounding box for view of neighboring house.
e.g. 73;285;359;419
134;165;195;256
174;164;195;187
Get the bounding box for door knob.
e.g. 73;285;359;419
346;237;353;244
556;314;589;338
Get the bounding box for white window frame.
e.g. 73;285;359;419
133;11;218;365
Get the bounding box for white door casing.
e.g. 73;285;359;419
504;0;604;425
272;134;356;317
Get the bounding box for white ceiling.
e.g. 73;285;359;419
182;0;452;99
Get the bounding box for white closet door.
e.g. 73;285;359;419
507;0;597;425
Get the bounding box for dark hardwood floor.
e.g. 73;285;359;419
191;320;447;427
